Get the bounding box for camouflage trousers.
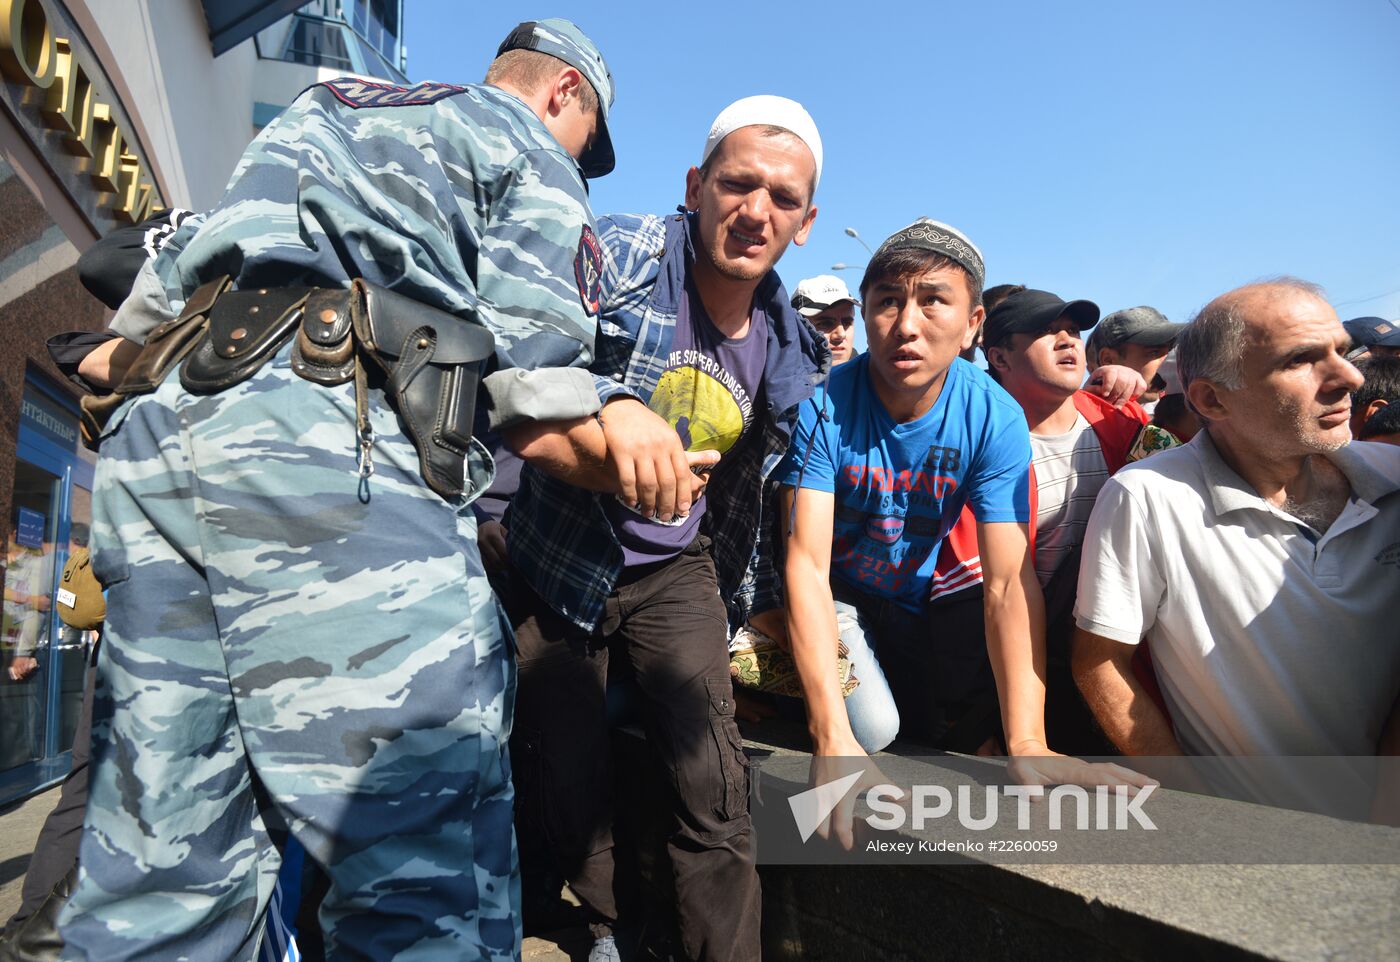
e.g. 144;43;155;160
60;343;519;961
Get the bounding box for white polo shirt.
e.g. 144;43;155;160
1075;432;1400;761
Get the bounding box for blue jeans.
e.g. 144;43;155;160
831;580;1000;755
833;596;901;754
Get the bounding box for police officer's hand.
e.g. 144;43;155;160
1085;365;1148;407
8;657;38;682
599;398;717;522
479;520;508;576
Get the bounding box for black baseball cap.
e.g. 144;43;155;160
982;289;1099;347
1343;317;1400;355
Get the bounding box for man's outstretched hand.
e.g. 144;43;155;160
599;398;718;521
809;735;888;851
1007;746;1157;795
1084;365;1147;407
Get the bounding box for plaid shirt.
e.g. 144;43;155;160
507;211;829;632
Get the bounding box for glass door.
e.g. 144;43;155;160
0;461;61;772
54;475;95;751
0;373;99;801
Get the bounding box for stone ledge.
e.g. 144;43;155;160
738;718;1400;962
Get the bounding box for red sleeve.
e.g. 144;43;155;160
1073;391;1148;474
929;461;1038;602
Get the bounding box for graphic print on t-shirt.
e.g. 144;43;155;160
831;441;966;598
606;284;768;565
779;357;1032;611
650;347;755;455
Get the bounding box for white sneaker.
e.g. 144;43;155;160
589;934;621;962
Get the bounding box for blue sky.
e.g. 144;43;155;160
406;1;1400;352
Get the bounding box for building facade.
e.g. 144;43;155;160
0;0;405;803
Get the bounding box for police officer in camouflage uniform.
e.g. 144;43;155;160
60;20;625;962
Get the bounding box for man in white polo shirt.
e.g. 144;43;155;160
1072;279;1400;815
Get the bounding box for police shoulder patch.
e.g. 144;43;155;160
319;78;467;109
575;225;603;316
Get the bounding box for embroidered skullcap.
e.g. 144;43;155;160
873;218;985;293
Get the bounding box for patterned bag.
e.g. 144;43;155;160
729;625;859;699
1125;422;1183;463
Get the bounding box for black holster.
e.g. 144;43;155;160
81;277;494;501
348;280;494;499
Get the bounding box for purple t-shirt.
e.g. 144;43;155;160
607;282;768;565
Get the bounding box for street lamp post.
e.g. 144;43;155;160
844;226;874;255
831;262;863;272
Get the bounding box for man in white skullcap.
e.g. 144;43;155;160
504;95;828;962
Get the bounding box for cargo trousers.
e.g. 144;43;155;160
507;537;761;962
61;344;519;962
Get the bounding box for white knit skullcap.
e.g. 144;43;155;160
700;95;824;190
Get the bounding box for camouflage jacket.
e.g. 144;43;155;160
110;79;630;428
507;211;831;632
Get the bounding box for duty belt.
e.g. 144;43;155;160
80;278;494;501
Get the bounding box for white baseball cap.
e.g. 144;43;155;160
791;275;859;316
700;95;823;190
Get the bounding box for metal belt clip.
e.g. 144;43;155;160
354;354;374;502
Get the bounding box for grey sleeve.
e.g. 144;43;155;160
483;367;602;432
108;259;178;345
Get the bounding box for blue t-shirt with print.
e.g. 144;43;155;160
778;355;1032;610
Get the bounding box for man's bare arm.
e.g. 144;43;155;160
503;411;611;489
977;520;1049;755
502;398;715;515
1071;627;1183;755
782;484;889;848
780;486;860;756
979;522;1157;792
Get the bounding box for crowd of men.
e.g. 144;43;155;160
0;16;1394;962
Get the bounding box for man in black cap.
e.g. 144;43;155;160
1085;306;1184;410
981;289;1148;749
1350;355;1400;444
778;221;1149;847
1343;316;1400;361
982;290;1148;587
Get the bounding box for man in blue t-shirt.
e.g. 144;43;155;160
779;219;1149;846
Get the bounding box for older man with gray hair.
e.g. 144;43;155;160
1071;278;1400;819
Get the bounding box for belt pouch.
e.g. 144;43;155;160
291;288;357;385
350;280;494;499
180;287;310;394
78;276;232;446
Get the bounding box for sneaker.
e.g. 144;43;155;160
589;934;622;962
